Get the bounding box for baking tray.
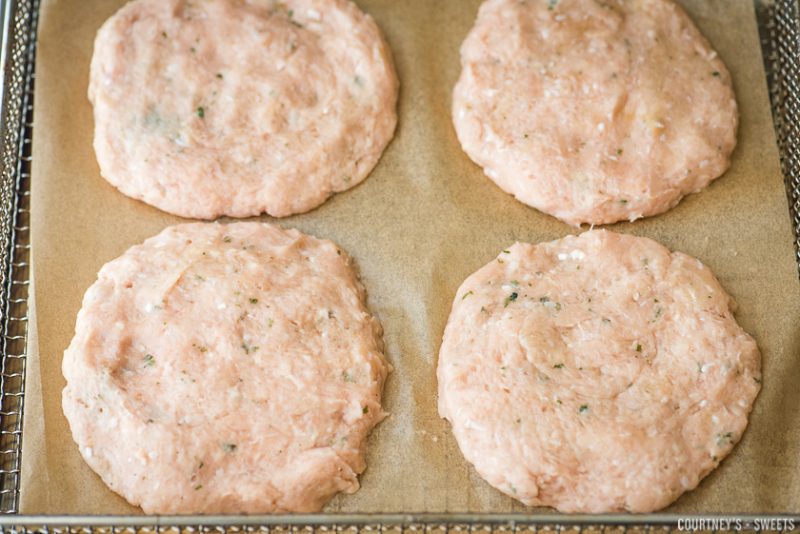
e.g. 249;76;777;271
1;0;799;530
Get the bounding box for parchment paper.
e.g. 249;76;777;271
21;0;800;514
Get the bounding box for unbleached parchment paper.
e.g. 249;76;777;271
21;0;800;514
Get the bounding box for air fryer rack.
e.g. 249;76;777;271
0;0;798;531
0;0;36;518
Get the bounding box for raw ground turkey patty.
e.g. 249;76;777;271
437;230;760;512
90;0;398;219
452;0;738;226
62;222;390;514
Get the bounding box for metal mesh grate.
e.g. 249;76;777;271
0;0;37;516
0;522;683;534
0;0;796;530
0;516;786;533
0;516;797;533
761;0;800;273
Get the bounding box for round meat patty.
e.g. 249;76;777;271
89;0;398;219
452;0;738;226
437;230;760;513
62;222;390;514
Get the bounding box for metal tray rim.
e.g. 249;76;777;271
1;513;799;527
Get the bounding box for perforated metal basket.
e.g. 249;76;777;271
0;0;798;531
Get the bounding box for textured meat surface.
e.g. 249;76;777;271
62;222;390;514
437;230;760;513
452;0;738;226
89;0;398;219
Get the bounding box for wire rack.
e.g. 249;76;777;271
763;0;800;272
0;0;798;531
0;0;36;519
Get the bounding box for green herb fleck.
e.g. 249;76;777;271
195;274;205;281
652;306;663;321
362;406;369;414
143;354;155;367
223;236;232;243
553;363;565;369
712;71;720;77
146;418;155;424
578;404;589;414
754;376;762;384
497;258;505;264
716;432;734;446
241;343;260;355
198;461;205;469
602;318;611;324
190;46;197;53
461;290;474;300
616;148;623;155
635;343;642;352
196;106;205;118
556;399;562;405
504;292;519;307
502;249;511;254
343;176;352;183
290;19;303;28
619;198;628;204
162;31;168;38
342;371;356;383
216;73;223;79
539;296;562;311
222;443;237;453
267;318;274;328
195;484;203;491
547;0;558;10
249;297;259;304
